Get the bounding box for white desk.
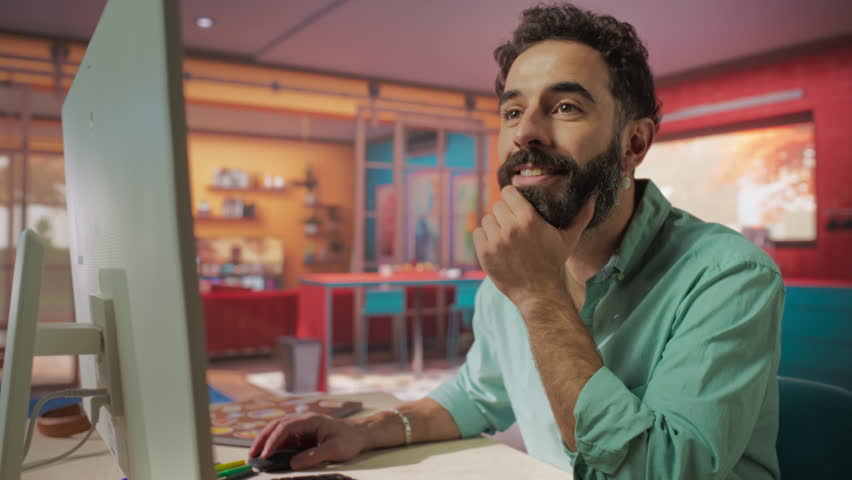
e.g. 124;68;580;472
22;392;571;480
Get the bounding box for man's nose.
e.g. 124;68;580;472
513;110;552;149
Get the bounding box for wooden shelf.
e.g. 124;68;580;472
304;261;344;267
193;216;258;222
199;273;281;279
206;186;287;194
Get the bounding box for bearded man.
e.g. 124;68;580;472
250;4;783;478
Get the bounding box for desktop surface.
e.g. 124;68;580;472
22;392;571;480
23;431;570;480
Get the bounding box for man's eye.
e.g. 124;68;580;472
556;103;581;114
502;109;522;120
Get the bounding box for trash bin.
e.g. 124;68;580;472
275;337;322;393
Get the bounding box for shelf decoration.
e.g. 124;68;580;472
196;236;283;291
198;164;347;268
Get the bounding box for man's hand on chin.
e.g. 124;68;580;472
472;185;595;314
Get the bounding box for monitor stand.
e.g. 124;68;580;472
0;230;123;480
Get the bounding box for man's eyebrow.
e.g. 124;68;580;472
548;81;597;104
499;89;521;107
499;82;597;107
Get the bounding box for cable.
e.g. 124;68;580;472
21;388;109;470
19;388;109;471
21;388;108;461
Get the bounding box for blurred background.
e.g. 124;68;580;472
1;1;850;437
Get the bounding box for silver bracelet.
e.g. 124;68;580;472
387;408;413;445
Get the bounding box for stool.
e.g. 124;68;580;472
357;287;407;369
447;282;478;364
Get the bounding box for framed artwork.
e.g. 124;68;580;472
638;121;816;244
406;169;440;264
451;173;480;267
375;184;396;261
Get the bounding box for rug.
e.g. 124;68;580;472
247;365;459;402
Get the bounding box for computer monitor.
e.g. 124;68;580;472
0;0;215;478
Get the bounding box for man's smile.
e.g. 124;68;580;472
512;163;567;187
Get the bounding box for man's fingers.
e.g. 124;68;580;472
481;214;500;240
472;227;488;265
249;419;282;457
501;185;536;217
562;195;597;243
491;201;516;231
573;195;597;229
259;416;323;458
260;420;290;458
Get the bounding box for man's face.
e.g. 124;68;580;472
497;40;625;230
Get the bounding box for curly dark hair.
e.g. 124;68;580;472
494;3;661;131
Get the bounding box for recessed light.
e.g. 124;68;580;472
195;16;215;29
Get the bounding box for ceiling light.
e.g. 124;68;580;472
195;16;215;29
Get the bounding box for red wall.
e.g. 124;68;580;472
656;43;852;280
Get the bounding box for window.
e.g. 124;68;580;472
639;121;816;244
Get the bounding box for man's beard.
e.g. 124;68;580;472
497;136;623;230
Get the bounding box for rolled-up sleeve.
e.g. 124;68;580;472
570;262;784;478
429;280;516;437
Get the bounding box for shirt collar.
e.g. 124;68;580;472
610;179;672;279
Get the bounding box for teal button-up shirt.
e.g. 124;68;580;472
430;179;783;479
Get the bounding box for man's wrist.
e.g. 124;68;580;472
387;408;413;445
346;417;377;453
348;409;408;451
517;295;576;322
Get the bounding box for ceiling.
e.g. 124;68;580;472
2;0;851;142
0;84;394;143
3;0;852;95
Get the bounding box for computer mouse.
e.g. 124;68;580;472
247;447;305;472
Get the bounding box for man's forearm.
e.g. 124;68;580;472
348;397;461;451
521;297;603;451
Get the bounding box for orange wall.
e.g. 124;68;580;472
188;132;354;289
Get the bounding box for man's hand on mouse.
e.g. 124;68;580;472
473;185;595;314
248;414;372;470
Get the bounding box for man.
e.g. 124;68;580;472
249;4;784;478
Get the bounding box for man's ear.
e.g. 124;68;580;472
621;117;656;174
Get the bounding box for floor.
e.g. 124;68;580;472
206;349;459;401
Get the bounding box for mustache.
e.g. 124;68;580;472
501;148;578;175
497;148;582;189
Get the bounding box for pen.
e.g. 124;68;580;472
217;464;254;478
215;459;246;472
222;468;256;480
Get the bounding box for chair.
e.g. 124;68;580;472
446;282;478;364
779;285;852;391
776;376;852;478
356;287;407;369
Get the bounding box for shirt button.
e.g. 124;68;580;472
617;273;625;281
